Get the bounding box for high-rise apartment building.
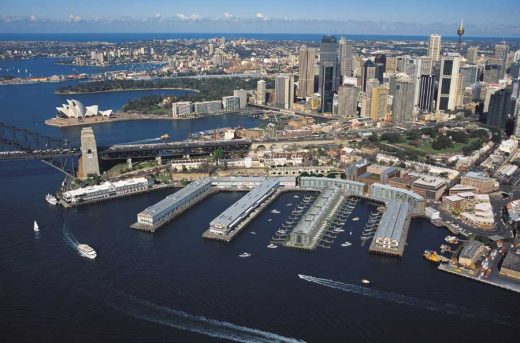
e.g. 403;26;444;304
466;46;478;64
370;86;389;122
275;74;294;109
392;78;415;122
256;80;266;105
495;44;509;78
298;46;316;97
337;83;359;117
428;34;442;62
436;55;461;112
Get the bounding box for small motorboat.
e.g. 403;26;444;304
239;252;251;258
352;217;360;221
341;242;352;247
349;231;352;235
250;231;257;235
271;209;281;214
361;279;370;285
267;218;272;222
267;243;278;249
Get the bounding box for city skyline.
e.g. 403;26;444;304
1;0;520;36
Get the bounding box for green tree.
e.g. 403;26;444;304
212;148;224;167
431;135;453;150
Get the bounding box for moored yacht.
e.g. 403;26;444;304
45;193;58;205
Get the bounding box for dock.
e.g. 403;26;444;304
438;263;520;294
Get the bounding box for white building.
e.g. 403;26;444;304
56;99;112;118
172;101;192;118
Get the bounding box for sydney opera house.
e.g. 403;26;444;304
56;99;112;118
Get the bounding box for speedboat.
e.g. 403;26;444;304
352;217;360;221
271;209;281;214
239;252;251;258
286;203;293;207
33;220;39;232
267;243;278;249
361;279;370;285
267;218;272;222
341;242;352;247
250;231;257;235
78;244;96;259
293;195;299;199
45;193;58;205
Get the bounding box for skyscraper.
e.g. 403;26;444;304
319;35;339;113
256;80;266;105
460;64;479;88
339;37;353;80
362;60;376;93
436;55;461;112
495;43;510;78
466;46;478;64
484;59;502;84
486;88;513;129
428;34;442;62
374;54;386;84
319;63;335;113
298;46;316;97
275;74;293;109
370;86;389;122
392;78;415;122
418;74;435;113
337;83;359;117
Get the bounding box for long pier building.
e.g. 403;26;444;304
131;178;213;232
369;200;412;257
203;178;283;241
286;186;343;250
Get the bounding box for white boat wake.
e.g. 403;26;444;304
298;274;511;326
107;289;306;343
62;224;80;250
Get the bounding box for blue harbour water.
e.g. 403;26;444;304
0;57;519;342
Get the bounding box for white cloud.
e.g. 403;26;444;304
176;13;201;21
29;15;37;22
255;12;267;20
224;12;233;19
155;13;161;19
68;14;82;23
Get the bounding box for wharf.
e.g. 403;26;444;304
61;183;178;208
202;189;281;242
438;263;520;294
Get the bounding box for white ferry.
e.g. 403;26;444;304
78;244;97;259
45;193;58;205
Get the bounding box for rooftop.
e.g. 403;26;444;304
141;178;212;215
374;200;410;242
459;240;485;260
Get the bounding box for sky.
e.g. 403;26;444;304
1;0;519;37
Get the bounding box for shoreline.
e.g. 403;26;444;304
55;87;200;95
44;111;258;127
